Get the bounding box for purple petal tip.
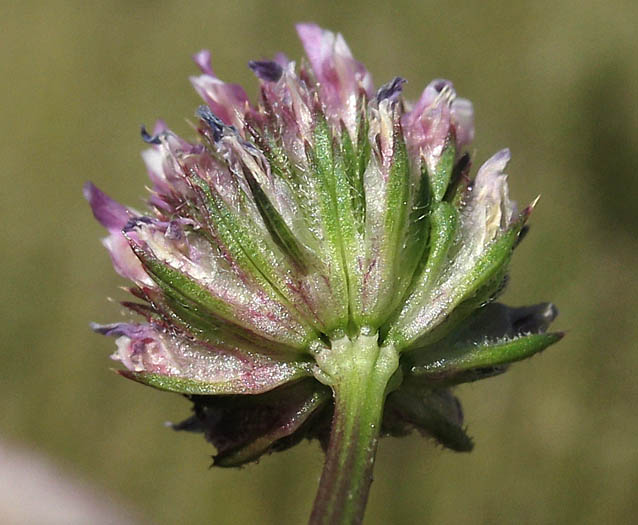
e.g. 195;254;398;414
84;182;131;231
192;49;214;75
196;105;226;141
490;148;512;167
90;322;128;336
248;60;283;82
295;22;321;39
140;125;162;144
377;77;406;102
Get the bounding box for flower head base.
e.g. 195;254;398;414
87;23;561;478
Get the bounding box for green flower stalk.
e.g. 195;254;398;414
86;23;561;524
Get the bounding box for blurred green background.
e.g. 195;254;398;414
2;1;637;523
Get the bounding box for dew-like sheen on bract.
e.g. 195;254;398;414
86;23;561;466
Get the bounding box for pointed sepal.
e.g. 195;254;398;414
402;302;562;387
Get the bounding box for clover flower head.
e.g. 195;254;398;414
87;23;561;523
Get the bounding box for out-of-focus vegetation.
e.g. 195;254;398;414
2;1;637;523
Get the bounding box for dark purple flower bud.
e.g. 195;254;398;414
140;125;162;145
248;60;283;82
376;77;406;103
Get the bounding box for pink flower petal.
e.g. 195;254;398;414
192;49;214;75
296;23;373;135
83;182;134;232
190;69;251;132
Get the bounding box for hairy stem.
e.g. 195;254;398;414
310;334;399;525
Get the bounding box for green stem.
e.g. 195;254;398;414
310;334;399;525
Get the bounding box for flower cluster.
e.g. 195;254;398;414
87;23;560;472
